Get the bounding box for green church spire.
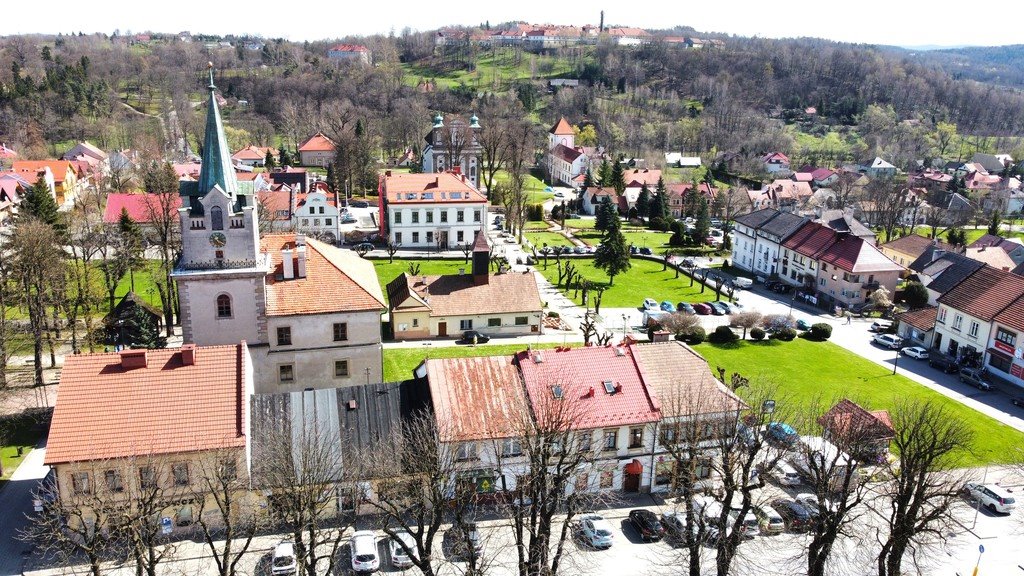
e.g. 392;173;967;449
197;63;238;199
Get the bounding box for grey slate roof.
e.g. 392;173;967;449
814;209;875;240
759;211;809;239
922;253;985;295
733;208;778;229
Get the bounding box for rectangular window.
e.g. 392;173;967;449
279;364;294;382
515;316;528;326
325;218;332;226
334;360;350;378
460;319;473;331
996;327;1017;347
989;353;1013;374
953;315;963;331
502;438;522;456
395;232;402;244
629;427;644;449
473;209;481;222
172;463;189;487
394;211;402;224
301;218;309;226
578;432;592;452
333;323;348;341
488;318;501;327
276;326;292;346
819;278;825;286
937;307;947;324
603;430;617;451
427;231;434;244
969;321;979;338
71;472;91;495
457;442;477;461
456;230;464;242
313;218;320;226
412;318;419;327
457;210;465;223
411;211;420;224
412;232;420;244
104;470;124;493
440;211;448;223
139;466;156;490
660;425;677;446
426;211;434;223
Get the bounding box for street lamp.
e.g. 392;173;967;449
892;347;900;375
622;314;628;342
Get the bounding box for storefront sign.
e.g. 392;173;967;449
1011;363;1023;378
993;340;1015;355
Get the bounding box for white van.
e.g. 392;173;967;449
964;482;1017;514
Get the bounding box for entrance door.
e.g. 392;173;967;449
438;230;449;249
438;322;447;337
623;473;640;493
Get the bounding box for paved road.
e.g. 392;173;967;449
0;446;50;576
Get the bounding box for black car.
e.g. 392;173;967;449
459;330;490;344
350;200;370;208
628;509;665;541
770;499;812;533
639;247;653;255
1013;396;1024;408
772;283;792;294
928;355;959;374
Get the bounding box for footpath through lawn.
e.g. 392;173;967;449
696;339;1024;467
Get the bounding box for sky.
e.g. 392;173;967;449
4;1;1024;48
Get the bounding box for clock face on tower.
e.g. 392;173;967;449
209;232;227;248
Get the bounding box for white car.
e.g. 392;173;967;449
350;530;380;573
872;334;902;349
271;541;297;576
577;513;614;549
901;346;929;359
963;482;1017;514
642;298;659;311
388;531;416;569
731;277;753;289
774;461;803;486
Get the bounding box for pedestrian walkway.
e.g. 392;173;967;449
0;446;50;576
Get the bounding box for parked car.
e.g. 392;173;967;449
795;493;831;517
577;513;615;549
728;508;760;539
928;355;959;373
901;346;929;360
958;367;992;391
682;258;696;268
766;422;798;447
870;320;893;332
350;531;380;574
706;301;727;315
677;302;696;314
660;301;676;313
770;499;812;533
717;301;735;314
354;242;375;252
628;509;666;541
693;303;713;315
449;521;483;557
643;298;659;311
573;246;587;254
771;283;792;294
1012;396;1024;408
340;213;357;224
639;247;653;255
795;318;811;331
458;330;490;344
350;200;370;208
271;541;298;576
732;277;753;289
872;334;903;350
753;504;785;534
388;531;416;569
962;482;1017;514
773;461;803;486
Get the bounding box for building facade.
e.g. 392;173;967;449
421;114;483;189
378;171;488;249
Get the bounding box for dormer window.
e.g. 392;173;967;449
210;206;224;231
603;380;616;394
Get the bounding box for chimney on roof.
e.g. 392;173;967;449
282;248;294;279
614;382;623;393
584;386;595;398
385;170;392;177
120;349;148;369
296;245;307;278
180;344;197;366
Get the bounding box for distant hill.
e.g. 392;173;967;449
901;44;1024;88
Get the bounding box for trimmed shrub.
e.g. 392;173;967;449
685;326;706;345
809;323;832;340
772;327;797;341
547;311;560;318
750;327;766;341
709;325;739;344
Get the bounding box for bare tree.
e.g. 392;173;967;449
874;402;973;576
660;312;700;340
141;161;182;335
729;311;763;340
192;451;262;576
460;242;473;263
385;239;401;263
118;458;179;576
65;189;106;352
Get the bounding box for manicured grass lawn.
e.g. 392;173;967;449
383;343;561;381
913;228;1024;245
112;260;166;310
0;414;43;482
525;221;551;230
371;259;473;303
695;339;1024;467
492;170;550;204
573;230;673;249
525;231;574;248
536;257;718;308
563;218;596;230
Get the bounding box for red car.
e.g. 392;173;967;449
693;303;713;315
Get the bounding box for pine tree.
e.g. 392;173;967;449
654;177;669;220
610;161;626;194
264;150;277;170
595;196;611;231
693;197;711;245
21;176;62;232
279;148;292;166
636;183;650;220
598;159;612;186
594;227;631;286
114;302;167;349
583;167;594;189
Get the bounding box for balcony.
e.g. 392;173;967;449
862;281;880;290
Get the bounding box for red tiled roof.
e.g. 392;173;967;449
262;235;385;316
550;117;574;136
426;355;530;442
551;144;583;163
45;344;249;464
762;152;790;164
818;399;895;443
383;172;487;204
624;169;662;188
103;193;182;224
517;345;660;430
298;132;336;152
897;306;937;332
993;295;1024;333
631;341;743;418
257;190;293;215
389;271;542;318
232;145;277;161
783;221;836;258
938;265;1024;321
667;182;717;200
811;168;836;181
820;233;901;273
882;235;951;260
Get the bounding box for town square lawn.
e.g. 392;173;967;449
383;342;559;381
535;257;719;308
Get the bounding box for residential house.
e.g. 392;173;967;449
580;187;619;216
664;153;702;169
818;399;894;463
255;190;295;232
934;265;1024;366
621;169;662;212
910;250;983;306
896;306;938;348
293;190;343;243
267;166;311;193
604;27;651;45
0;171;28;227
967;235;1024;267
813;209;876;243
298;133;337;168
232;145;277;167
62;141;109;175
421;114;484;189
546;118;588;188
103;291;166;338
378;170;487;249
746;180;813;212
327;44;371;65
731;208;808;278
103;193;184;238
424;355;531;496
666;182;717;219
987;296;1024;391
761;152;790;173
880;235;952;269
516;345;662;493
970;152;1010;175
386;233;542;340
965;245;1017;271
811;168;839;188
235;171;272;193
12;160;78;206
44;344;254;533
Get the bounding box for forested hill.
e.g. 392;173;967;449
898;44;1024;89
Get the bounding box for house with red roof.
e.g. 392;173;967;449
62;141;109;175
103;193;183;227
761;152;791;173
297;132;337;167
666;182;717;218
546;117;588;188
378;170;488;248
818;399;894;462
327;43;371;65
580;186;618;216
232;145;278;167
747;179;813;212
12;160;78;206
934;264;1024;369
0;171;28;227
44;343;255;532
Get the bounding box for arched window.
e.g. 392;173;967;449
216;294;232;318
210;206;224;231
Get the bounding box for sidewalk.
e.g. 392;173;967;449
0;446;51;576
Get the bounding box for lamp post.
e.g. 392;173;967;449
892;347;900;375
622;314;628;342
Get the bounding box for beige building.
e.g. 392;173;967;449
386;233;542;340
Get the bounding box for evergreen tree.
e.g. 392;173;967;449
583;167;595;189
693;197;711;245
594;227;631;286
988;210;1002;236
279;148;292;166
21;176;62;230
264;150;277;170
636;183;650;220
113;302;168;349
598;159;612;186
610;160;626;194
117;208;145;290
595;196;612;231
653;176;670;220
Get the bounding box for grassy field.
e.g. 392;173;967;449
525;221;551;230
0;414;43;483
536;257;718;308
562;218;597;230
573;230;673;249
383;342;560;381
525;231;574;248
912;228;1024;245
490;169;551;204
400;48;579;90
695;339;1024;467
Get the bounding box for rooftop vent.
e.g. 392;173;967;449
614;347;625;357
180;344;197;366
533;351;544;364
551;385;563;399
347;399;358;410
120;349;148;370
603;380;616;394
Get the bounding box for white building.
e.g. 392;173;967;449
421;114;483;189
546;118;588;188
730;208;808;278
934;265;1024;369
295;190;343;244
379;171;488;249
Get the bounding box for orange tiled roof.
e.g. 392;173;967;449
262;235;385;316
383;172;487;204
390;271;542;318
550;117;574;135
12;160;74;183
298;132;336;152
45;344;249;465
426;355;530;442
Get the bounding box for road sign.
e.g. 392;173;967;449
160;517;172;535
978;544;984;554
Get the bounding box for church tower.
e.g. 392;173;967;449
171;65;270;347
